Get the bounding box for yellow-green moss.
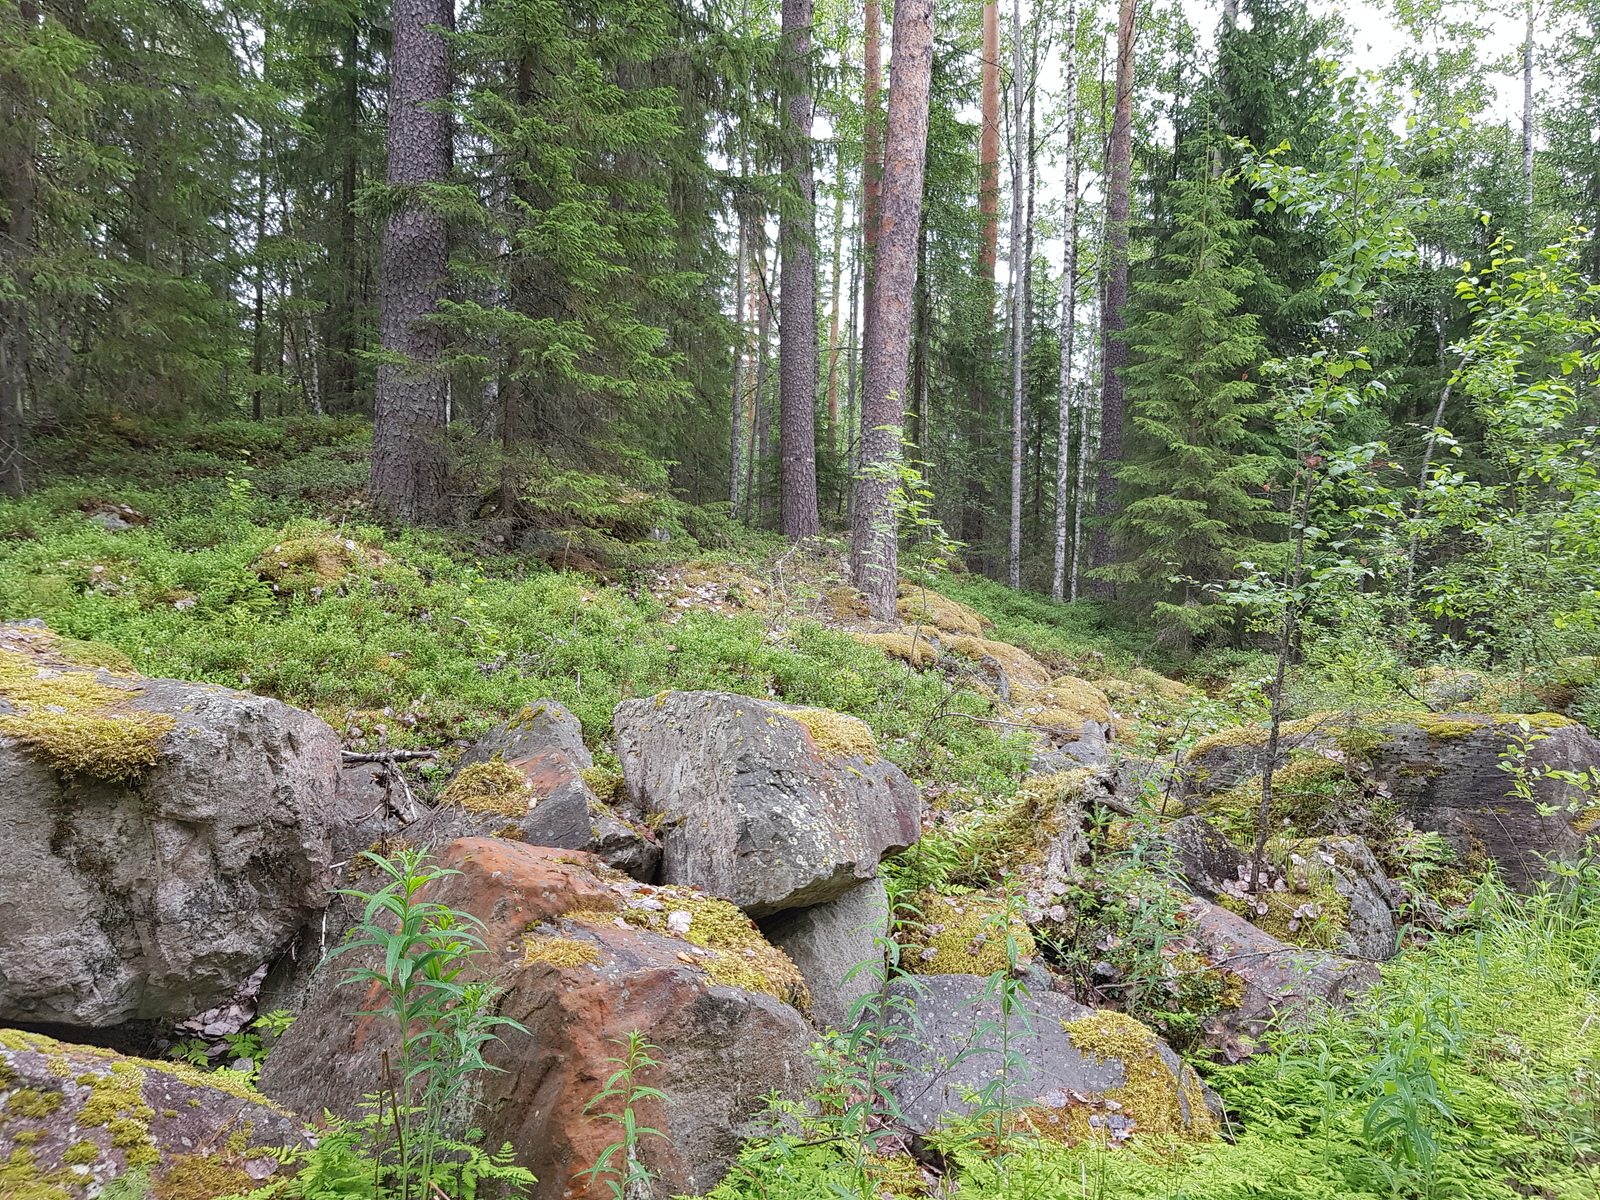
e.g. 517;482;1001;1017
1185;714;1341;762
153;1152;256;1200
898;890;1035;976
1215;846;1350;951
6;1088;63;1118
55;638;136;675
1128;668;1194;702
438;758;534;815
251;531;394;595
0;1146;80;1200
944;635;1052;687
856;630;940;669
579;766;624;803
60;1140;99;1166
778;705;880;763
0;641;175;781
1064;1010;1217;1142
521;933;601;968
1011;678;1111;728
589;888;810;1010
895;586;990;636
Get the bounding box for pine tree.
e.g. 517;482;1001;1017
1113;155;1277;639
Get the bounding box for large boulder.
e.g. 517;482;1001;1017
408;700;659;880
1363;714;1596;889
883;974;1216;1145
1180;897;1381;1061
0;1027;314;1197
1179;712;1600;889
0;624;349;1027
614;691;921;916
759;878;890;1031
258;839;816;1199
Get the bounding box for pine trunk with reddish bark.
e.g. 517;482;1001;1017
369;0;453;523
849;0;934;620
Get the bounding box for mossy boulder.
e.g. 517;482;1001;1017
0;1028;314;1198
409;698;659;881
259;839;815;1200
614;691;920;917
0;624;355;1028
896;890;1036;976
882;974;1216;1144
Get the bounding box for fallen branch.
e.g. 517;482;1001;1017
340;749;438;763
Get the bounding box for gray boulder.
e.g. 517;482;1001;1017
1161;815;1249;898
1182;897;1381;1061
409;699;659;881
759;878;889;1031
614;691;921;916
884;974;1215;1143
1365;715;1596;890
0;1027;315;1192
0;659;348;1027
1298;836;1401;962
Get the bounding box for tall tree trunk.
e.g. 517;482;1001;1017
1091;0;1136;579
1522;0;1535;217
369;0;453;522
825;153;846;451
0;0;38;497
849;0;935;620
755;236;775;527
730;210;747;511
327;19;361;412
251;155;267;422
779;0;820;538
863;0;884;259
1052;0;1080;602
1007;0;1026;589
979;1;1001;275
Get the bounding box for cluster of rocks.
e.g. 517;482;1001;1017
3;629;1597;1197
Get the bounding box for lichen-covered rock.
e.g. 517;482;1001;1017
1362;713;1595;890
760;879;889;1030
1162;816;1249;899
895;892;1036;975
408;700;659;880
0;1027;314;1197
883;975;1216;1144
0;625;350;1027
258;839;815;1200
1181;897;1381;1061
1293;836;1401;962
614;691;921;916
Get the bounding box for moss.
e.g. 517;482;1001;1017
579;766;624;802
1009;678;1111;729
0;1147;79;1200
944;635;1051;687
153;1152;255;1200
1216;847;1350;951
61;1140;100;1166
56;638;137;675
895;585;990;636
1185;714;1341;762
856;630;939;669
251;531;394;596
0;641;175;781
777;705;880;763
521;933;601;968
1064;1010;1217;1143
588;888;810;1009
1412;714;1491;740
7;1088;63;1118
898;890;1035;976
1128;668;1193;702
438;758;533;815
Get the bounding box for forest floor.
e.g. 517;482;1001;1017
3;416;1598;1199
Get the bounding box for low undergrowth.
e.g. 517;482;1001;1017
712;862;1600;1200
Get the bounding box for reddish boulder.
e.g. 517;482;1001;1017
257;839;814;1198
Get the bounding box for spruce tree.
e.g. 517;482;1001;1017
1113;154;1277;639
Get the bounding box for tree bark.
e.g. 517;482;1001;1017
825;153;846;451
1052;0;1080;602
369;0;453;523
779;0;820;538
1522;0;1535;217
863;0;884;259
849;0;935;620
1007;0;1026;589
327;18;362;412
0;0;38;497
979;1;1001;276
730;210;747;511
1091;0;1136;578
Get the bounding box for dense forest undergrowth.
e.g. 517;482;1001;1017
1;422;1597;1199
